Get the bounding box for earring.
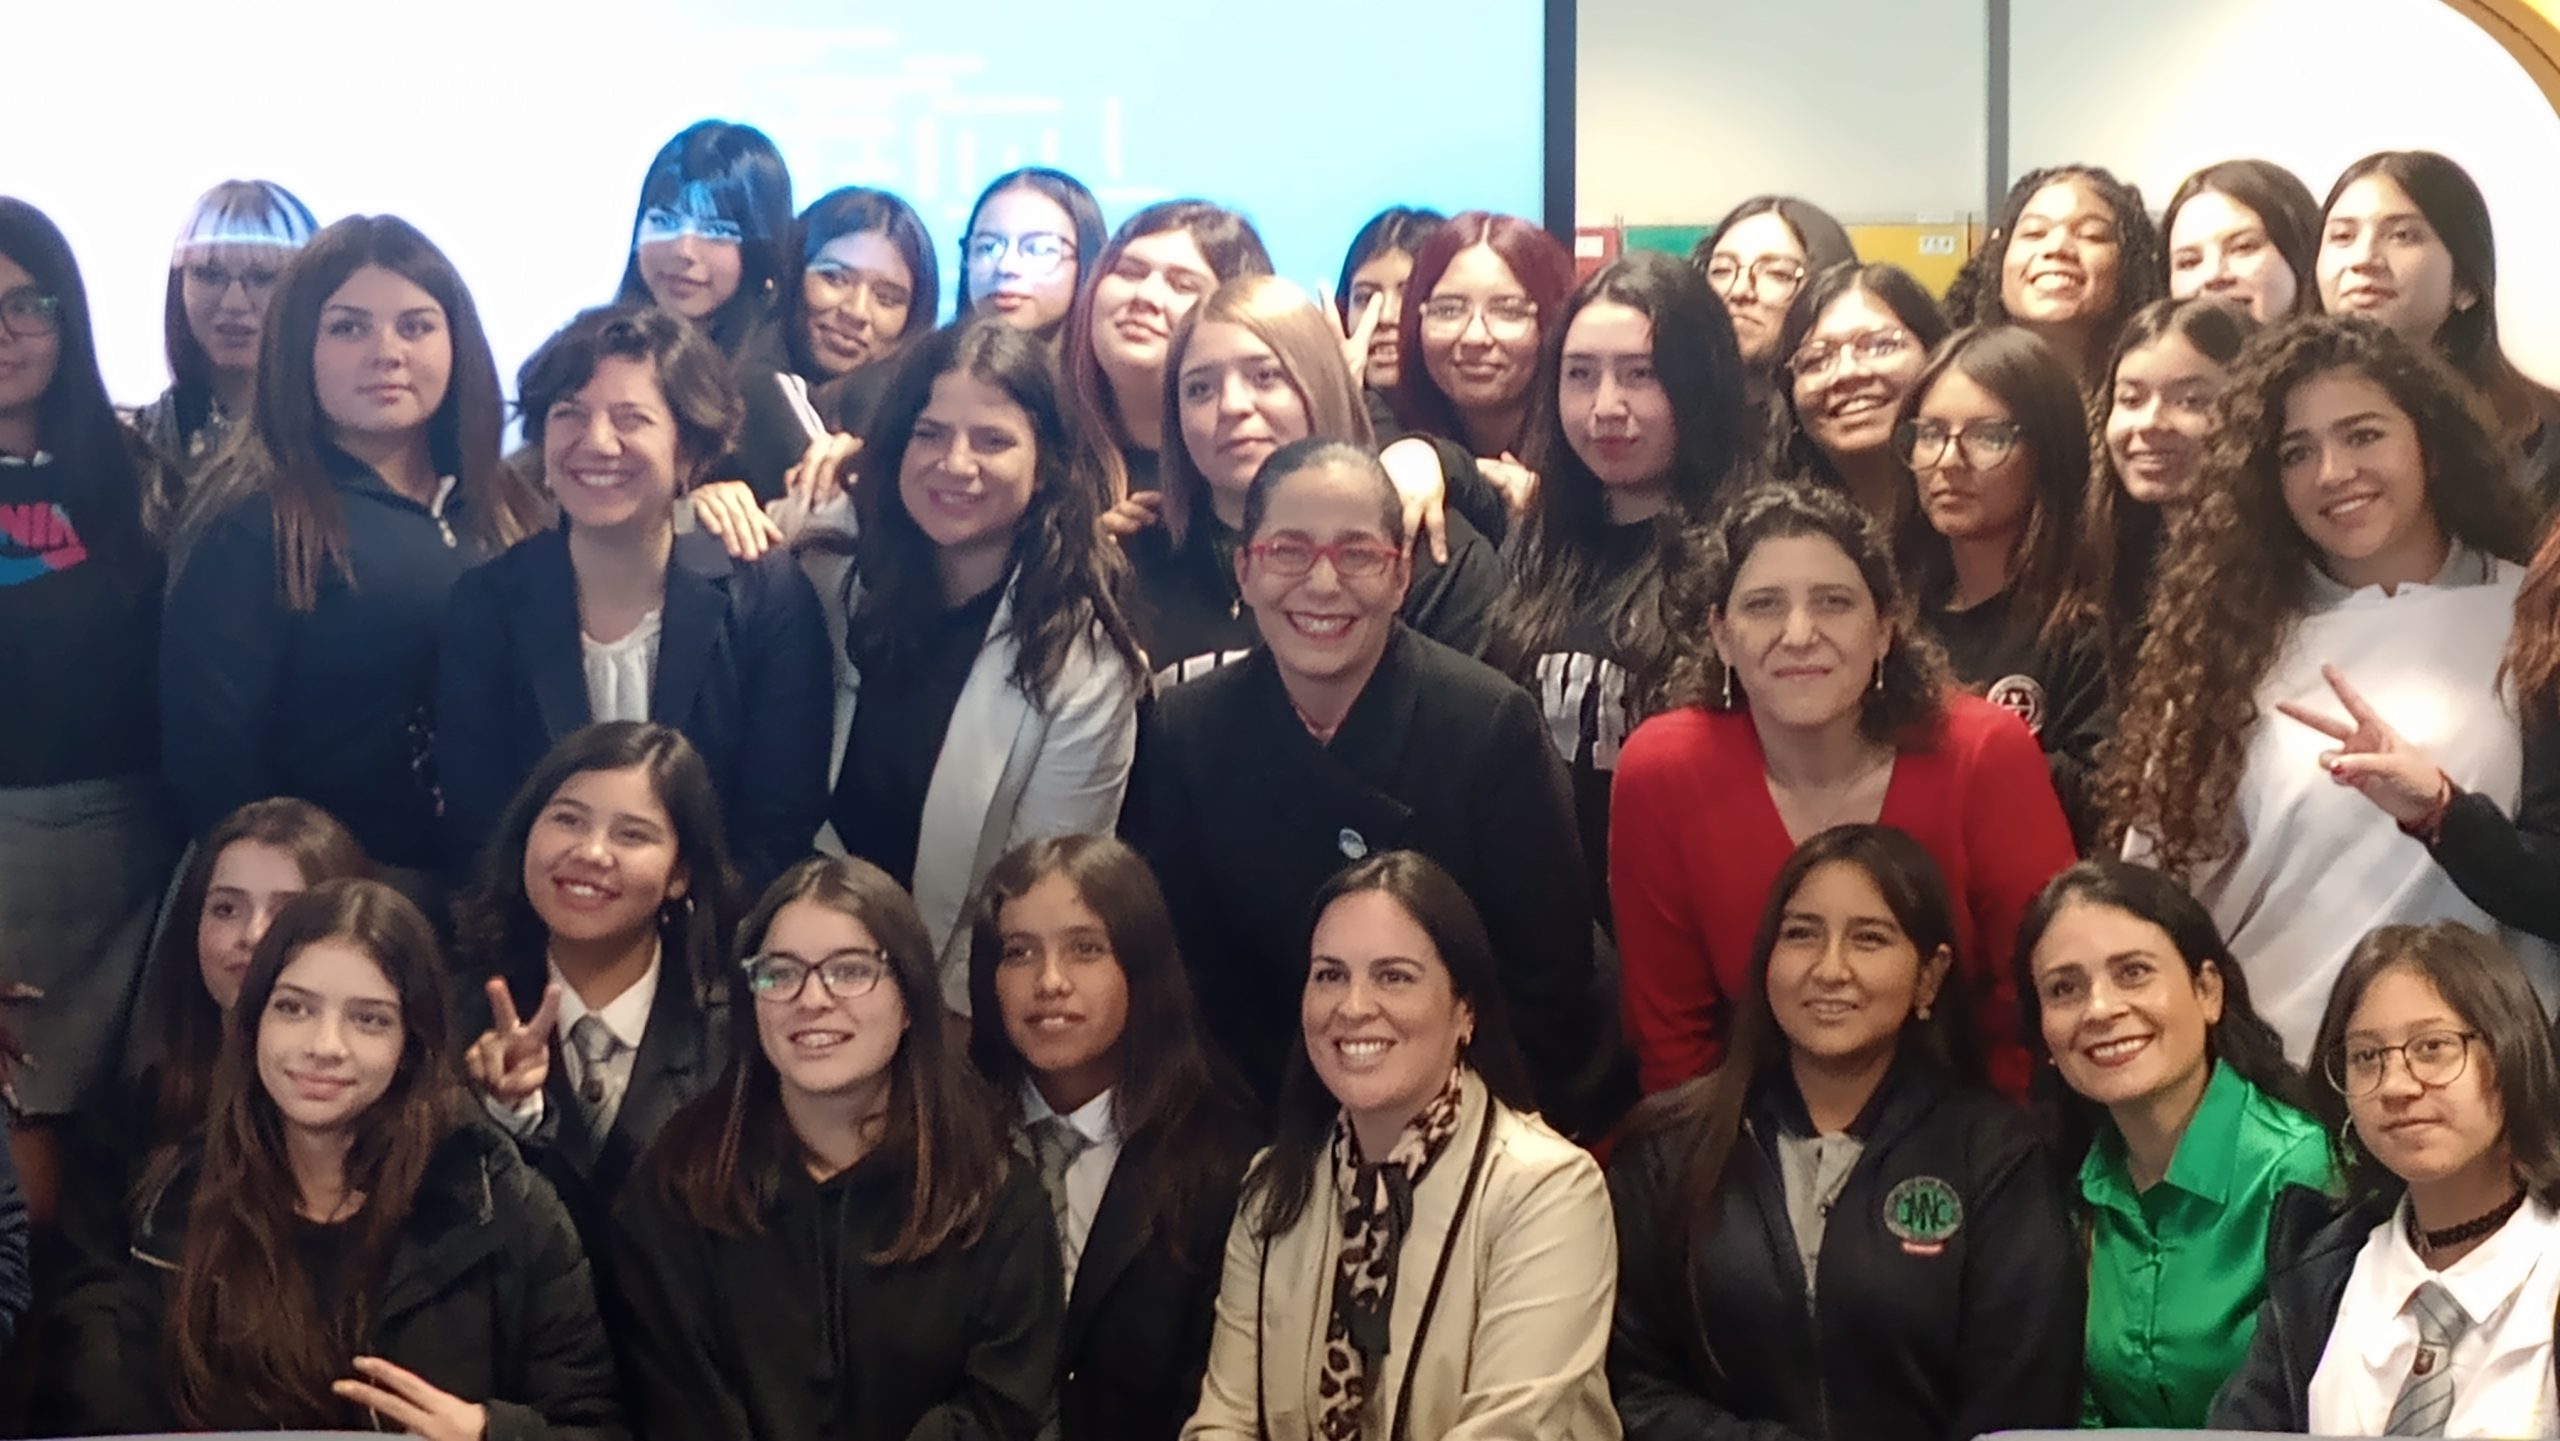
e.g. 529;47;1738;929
1915;1001;1932;1021
1721;666;1736;710
1873;655;1887;694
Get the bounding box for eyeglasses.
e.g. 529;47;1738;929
182;261;286;299
804;261;913;312
2328;1028;2479;1097
1895;418;2023;470
741;950;890;1004
0;287;62;341
637;209;745;246
964;231;1076;277
1243;536;1402;580
1703;253;1810;303
1417;295;1538;341
1789;328;1916;381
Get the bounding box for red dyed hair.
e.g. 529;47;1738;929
1386;211;1577;446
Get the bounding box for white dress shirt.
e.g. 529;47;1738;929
484;947;661;1139
581;609;663;725
2309;1196;2560;1438
1020;1082;1122;1293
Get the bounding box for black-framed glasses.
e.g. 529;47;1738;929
1788;328;1916;381
2328;1029;2479;1097
1895;418;2022;470
741;950;890;1004
182;260;286;299
1243;536;1401;580
0;288;62;341
964;231;1075;276
1702;253;1809;303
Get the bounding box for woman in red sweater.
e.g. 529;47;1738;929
1610;483;2073;1097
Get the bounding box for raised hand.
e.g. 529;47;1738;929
1377;437;1452;566
1335;286;1385;388
462;977;562;1108
334;1356;489;1440
1099;489;1165;542
2274;663;2451;827
1478;452;1540;515
690;478;786;561
784;432;861;512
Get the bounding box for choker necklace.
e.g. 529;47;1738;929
2407;1181;2529;1256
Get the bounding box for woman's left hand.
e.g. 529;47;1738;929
2274;663;2452;826
1331;287;1384;387
335;1357;488;1440
691;479;785;561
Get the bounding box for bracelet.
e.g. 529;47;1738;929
2400;771;2456;845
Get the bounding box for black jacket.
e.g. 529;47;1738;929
1054;1119;1253;1441
1136;624;1610;1134
2435;705;2560;944
435;524;831;888
48;1120;624;1440
607;1152;1062;1441
1606;1058;2084;1441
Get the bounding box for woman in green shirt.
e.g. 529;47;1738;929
2015;858;2333;1428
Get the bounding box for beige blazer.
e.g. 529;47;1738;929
1182;1070;1622;1440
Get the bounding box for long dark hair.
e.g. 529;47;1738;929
2013;859;2309;1166
1894;324;2093;654
613;120;796;355
1768;263;1953;492
451;722;741;1009
1238;851;1534;1239
173;214;548;609
837;317;1144;698
966;834;1253;1262
2162;160;2320;317
1388;211;1579;446
1693;195;1858;389
162;179;319;444
139;798;371;1149
1490;250;1748;706
2309;921;2560;1211
2082;298;2258;684
784;185;940;380
2097;316;2535;869
953;167;1107;325
1625;825;1976;1374
164;879;460;1430
1653;482;1951;742
648;856;1009;1259
0;196;162;581
1335;206;1447;329
1946;166;2165;377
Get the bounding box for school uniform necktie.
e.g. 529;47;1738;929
2385;1280;2472;1437
1029;1115;1093;1270
568;1014;623;1117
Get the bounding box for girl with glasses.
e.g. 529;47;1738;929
1136;439;1611;1138
133;179;318;495
2100;316;2546;1060
956;167;1108;342
1769;263;1952;527
1894;324;2110;844
1947;166;2163;396
2214;921;2560;1436
608;855;1061;1441
1692;195;1856;414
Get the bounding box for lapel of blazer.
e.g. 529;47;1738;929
912;579;1040;969
596;957;715;1192
520;528;592;744
1064;1138;1150;1346
651;530;733;732
1240;632;1422;856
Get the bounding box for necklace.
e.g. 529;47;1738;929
2406;1181;2529;1257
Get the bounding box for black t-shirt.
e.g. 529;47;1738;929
1515;517;1658;930
289;1212;362;1317
0;452;162;788
1927;589;2111;848
830;584;1005;890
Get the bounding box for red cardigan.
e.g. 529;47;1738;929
1608;695;2074;1098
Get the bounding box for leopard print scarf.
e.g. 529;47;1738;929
1314;1069;1466;1440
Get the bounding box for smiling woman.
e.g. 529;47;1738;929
1946;165;2164;395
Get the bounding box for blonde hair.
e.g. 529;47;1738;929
1158;275;1375;543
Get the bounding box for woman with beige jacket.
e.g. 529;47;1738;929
1182;851;1620;1441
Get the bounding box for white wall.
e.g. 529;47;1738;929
2010;0;2560;385
1576;0;1986;226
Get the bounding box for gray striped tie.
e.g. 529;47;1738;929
2384;1280;2472;1437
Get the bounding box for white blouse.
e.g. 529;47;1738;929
581;609;663;726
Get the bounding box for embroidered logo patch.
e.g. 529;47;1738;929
1884;1175;1963;1255
1983;674;2048;736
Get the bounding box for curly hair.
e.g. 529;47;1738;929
1945;166;2164;385
1653;481;1950;743
2095;315;2535;872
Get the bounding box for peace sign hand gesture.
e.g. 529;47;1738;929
1329;285;1385;388
2274;663;2453;827
463;978;562;1108
334;1356;488;1440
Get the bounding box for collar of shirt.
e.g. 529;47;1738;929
547;941;662;1053
1019;1080;1119;1150
2082;1059;2257;1217
2354;1195;2560;1370
2304;541;2496;610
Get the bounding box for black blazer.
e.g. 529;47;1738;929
47;1122;624;1440
1607;1057;2084;1441
1054;1119;1252;1441
1137;624;1608;1133
436;525;831;889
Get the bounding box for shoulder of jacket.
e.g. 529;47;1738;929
1479;1104;1606;1207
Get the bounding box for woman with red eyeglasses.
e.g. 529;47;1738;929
1135;439;1616;1140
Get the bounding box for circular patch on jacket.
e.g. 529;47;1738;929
1983;674;2048;736
1884;1175;1963;1254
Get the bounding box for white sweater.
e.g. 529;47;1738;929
2145;552;2557;1059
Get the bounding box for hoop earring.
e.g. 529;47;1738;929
2337;1112;2362;1160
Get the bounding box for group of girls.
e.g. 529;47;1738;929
3;109;2560;1436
